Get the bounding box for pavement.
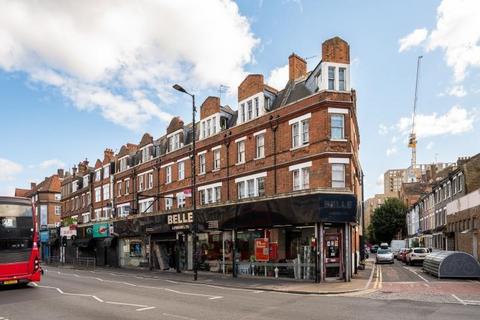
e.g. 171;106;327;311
1;256;480;320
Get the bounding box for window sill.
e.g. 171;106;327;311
212;169;220;173
198;172;206;176
254;156;265;161
236;162;246;166
330;138;347;142
290;144;309;152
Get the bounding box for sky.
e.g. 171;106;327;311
0;0;479;199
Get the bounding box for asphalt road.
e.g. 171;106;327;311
1;262;479;320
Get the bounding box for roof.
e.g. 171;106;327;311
34;175;61;193
14;188;32;198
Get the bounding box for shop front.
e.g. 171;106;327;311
113;192;358;282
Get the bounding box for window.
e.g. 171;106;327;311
237;140;245;164
165;196;173;210
241;103;245;122
103;184;110;200
177;193;186;208
247;100;253;120
199;190;206;205
168;133;182;152
254;97;259;117
202;121;206;139
148;172;154;189
139;199;153;214
292;167;310;191
95;187;101;202
213;149;221;170
125;179;130;195
83;175;89;188
141;147;151;163
237;181;245;199
82;212;91;223
138;175;144;191
214;186;221;202
72;181;78;193
55;193;62;201
94;209;101;221
331;114;345;139
119;157;128;172
339;67;346;91
178;161;185;180
212;116;217;134
104;166;110;179
117;181;122;197
95;170;102;182
199;154;206;174
291;118;309;148
236;174;266;199
207;119;211;137
87;192;91;205
55;205;61;216
328;66;335;90
166;166;172;183
332;164;345;188
207;188;213;204
255;134;265;159
117;205;130;218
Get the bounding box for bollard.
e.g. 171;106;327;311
274;267;279;278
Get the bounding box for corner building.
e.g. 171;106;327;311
64;36;362;282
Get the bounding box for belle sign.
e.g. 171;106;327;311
167;212;193;225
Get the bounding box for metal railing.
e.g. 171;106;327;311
44;256;96;270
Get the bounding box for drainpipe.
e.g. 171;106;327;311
223;132;231;201
269;115;280;194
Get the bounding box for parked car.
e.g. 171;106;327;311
406;247;429;265
376;248;394;264
395;248;408;260
380;242;389;249
370;245;379;253
399;248;411;262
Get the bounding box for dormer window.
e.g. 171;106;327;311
339;68;346;91
238;92;265;124
140;145;152;163
328;66;335;90
119;157;128;172
167;132;182;152
200;114;220;139
320;63;350;92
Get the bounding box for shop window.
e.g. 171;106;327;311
130;242;142;257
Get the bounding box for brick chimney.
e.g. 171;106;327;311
72;165;77;176
104;148;114;160
30;182;36;190
57;169;64;178
200;96;221;119
288;53;307;81
322;36;350;64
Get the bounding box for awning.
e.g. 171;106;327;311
73;238;94;248
95;237;116;247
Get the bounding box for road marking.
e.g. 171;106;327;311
162;313;198;320
402;266;430;286
137;306;156;312
32;283;155;311
452;294;467;305
379;265;383;289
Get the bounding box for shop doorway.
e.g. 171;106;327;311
152;232;187;271
324;227;342;279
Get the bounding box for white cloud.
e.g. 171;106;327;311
447;85;467;97
0;0;259;130
426;0;480;81
38;159;66;170
376;174;384;187
386;147;398;157
267;63;289;90
378;123;389;135
426;141;435;150
396;105;476;138
398;28;428;52
0;158;23;181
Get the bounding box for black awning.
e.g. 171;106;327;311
73;238;94;248
96;237;116;247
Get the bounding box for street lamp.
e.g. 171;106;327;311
173;84;198;281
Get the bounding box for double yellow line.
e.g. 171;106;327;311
373;265;383;289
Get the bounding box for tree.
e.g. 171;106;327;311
370;198;407;244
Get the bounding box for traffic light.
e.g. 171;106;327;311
61;236;67;247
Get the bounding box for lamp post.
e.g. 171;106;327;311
173;84;198;281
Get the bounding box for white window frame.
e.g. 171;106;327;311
176;192;186;208
289;161;312;191
125;178;130;195
117;181;122;197
178;161;185;180
103;165;110;179
148;172;154;189
236;138;246;164
332;164;346;188
235;172;267;199
255;131;265;159
198;152;206;174
95;187;101;202
289;113;311;149
213;149;221;170
330;113;345;140
103;184;110;200
165;194;173;210
165;165;172;184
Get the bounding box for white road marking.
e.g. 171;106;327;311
162;312;198;320
452;294;467;305
136;306;156;312
402;266;430;286
33;284;155;311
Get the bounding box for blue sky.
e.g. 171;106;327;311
0;0;479;198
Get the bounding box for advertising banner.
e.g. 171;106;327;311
40;231;49;242
255;238;269;262
60;226;77;239
93;223;110;238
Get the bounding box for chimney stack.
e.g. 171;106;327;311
104;148;114;160
72;165;77;176
288;53;307;81
30;182;36;190
57;169;64;178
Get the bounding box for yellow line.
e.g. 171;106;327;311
379;265;383;289
373;265;379;289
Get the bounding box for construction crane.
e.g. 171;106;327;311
408;55;423;169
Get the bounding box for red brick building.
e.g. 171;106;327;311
62;36;362;281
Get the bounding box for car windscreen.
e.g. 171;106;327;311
377;249;391;254
414;248;427;253
0;204;34;250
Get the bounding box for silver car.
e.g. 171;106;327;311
376;248;394;264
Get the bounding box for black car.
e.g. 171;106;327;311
370;245;379;253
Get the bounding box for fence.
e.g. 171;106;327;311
44;256;96;271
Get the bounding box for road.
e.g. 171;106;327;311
0;259;479;320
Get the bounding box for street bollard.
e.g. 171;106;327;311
274;267;279;278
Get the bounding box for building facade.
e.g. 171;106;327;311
61;36;362;282
15;171;64;260
406;154;480;253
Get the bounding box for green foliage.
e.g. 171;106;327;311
370;198;407;244
411;238;420;248
62;216;77;227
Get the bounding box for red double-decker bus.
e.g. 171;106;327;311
0;196;41;286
